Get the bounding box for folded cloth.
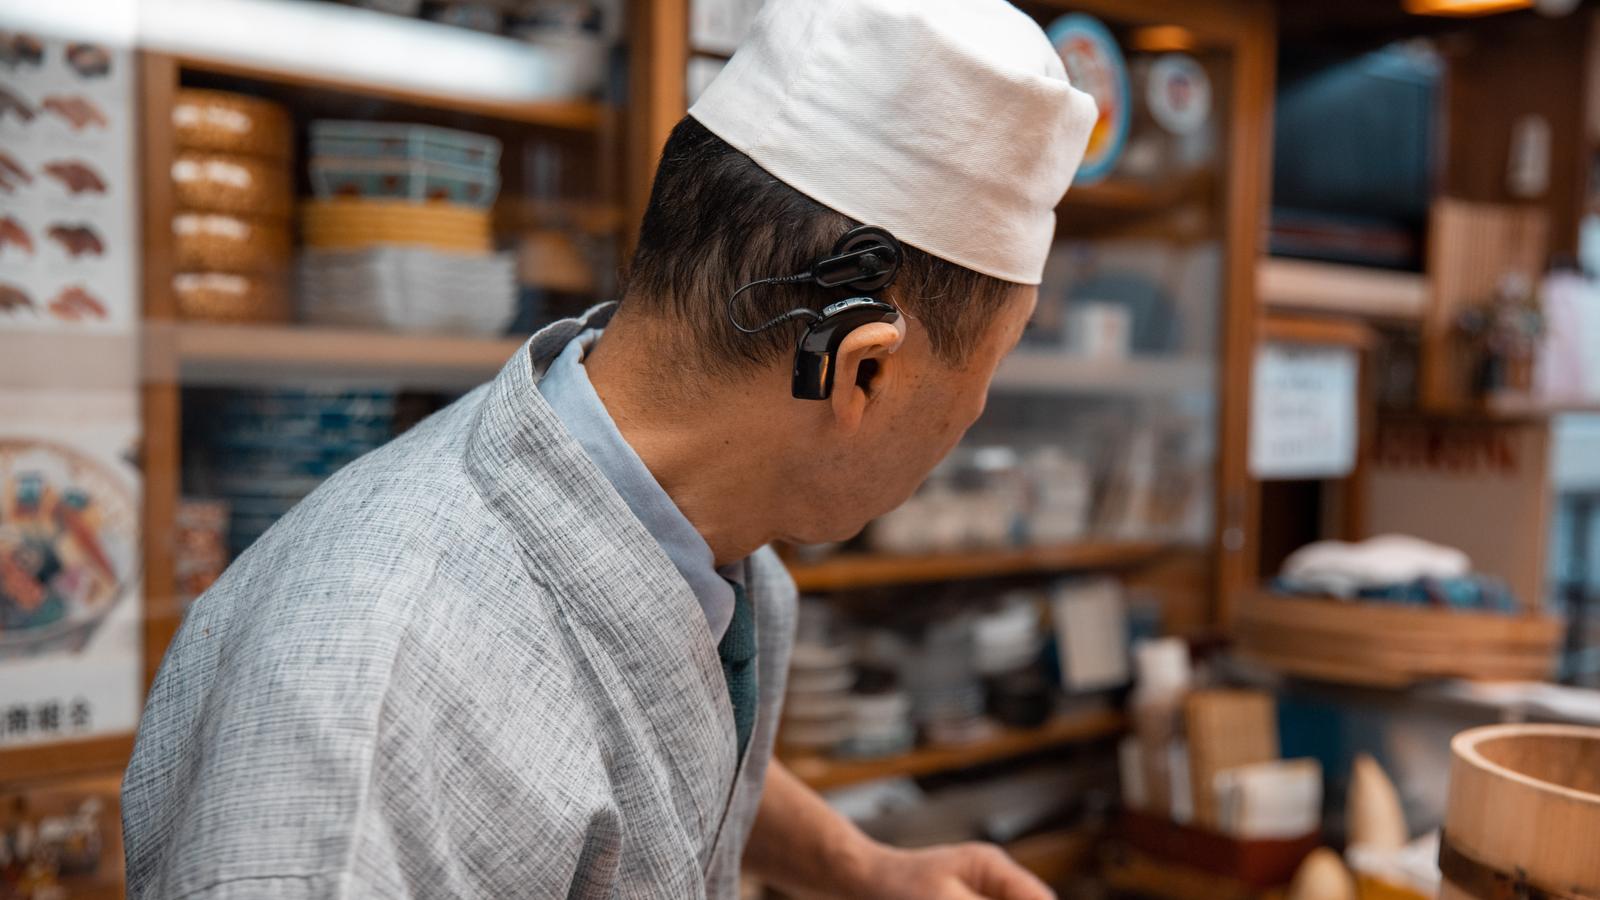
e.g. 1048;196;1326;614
1279;534;1470;597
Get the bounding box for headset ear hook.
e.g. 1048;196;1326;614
722;223;905;399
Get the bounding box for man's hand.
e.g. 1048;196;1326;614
745;761;1055;900
849;841;1055;900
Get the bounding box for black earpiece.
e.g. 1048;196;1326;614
725;225;904;400
791;295;900;400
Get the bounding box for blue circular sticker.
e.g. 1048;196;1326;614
1046;13;1130;185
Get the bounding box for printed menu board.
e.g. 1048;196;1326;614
0;389;142;751
1250;342;1359;480
0;30;137;332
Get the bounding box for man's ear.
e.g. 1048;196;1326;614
828;319;905;433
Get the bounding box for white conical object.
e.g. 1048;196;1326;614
1286;848;1358;900
1347;753;1408;850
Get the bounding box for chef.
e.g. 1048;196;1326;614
121;0;1096;897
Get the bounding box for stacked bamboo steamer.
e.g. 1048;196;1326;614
170;89;294;322
1442;724;1600;899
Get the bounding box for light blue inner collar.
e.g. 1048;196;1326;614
537;328;741;642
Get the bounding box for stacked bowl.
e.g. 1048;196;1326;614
171;89;294;322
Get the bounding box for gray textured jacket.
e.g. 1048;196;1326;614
122;306;798;899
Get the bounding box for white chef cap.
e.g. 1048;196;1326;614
688;0;1097;286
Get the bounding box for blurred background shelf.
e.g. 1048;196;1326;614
786;541;1173;592
0;331;141;390
1257;256;1428;322
1063;173;1215;214
993;353;1216;397
144;0;606;128
148;322;525;390
783;708;1126;791
1484;392;1600;420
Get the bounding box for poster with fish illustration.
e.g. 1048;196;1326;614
0;389;142;752
0;26;136;332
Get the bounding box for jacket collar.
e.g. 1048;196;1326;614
463;304;738;851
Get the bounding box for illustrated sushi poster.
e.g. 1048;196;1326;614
0;27;137;332
0;389;143;752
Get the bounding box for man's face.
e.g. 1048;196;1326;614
785;287;1037;544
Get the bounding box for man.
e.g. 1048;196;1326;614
122;0;1095;896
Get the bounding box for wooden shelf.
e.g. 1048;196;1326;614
1062;172;1214;214
784;708;1125;792
1258;257;1428;322
0;330;140;391
1485;392;1600;419
145;0;604;129
146;322;525;390
786;541;1172;592
993;353;1216;397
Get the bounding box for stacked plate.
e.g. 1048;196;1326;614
310;121;501;207
183;389;396;558
838;689;915;759
298;247;515;336
904;616;996;747
779;641;855;756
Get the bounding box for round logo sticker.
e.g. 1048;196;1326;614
1147;53;1212;136
1047;13;1130;185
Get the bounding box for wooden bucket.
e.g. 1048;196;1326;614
1441;724;1600;899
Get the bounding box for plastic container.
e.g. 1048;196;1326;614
310;120;501;169
310;157;500;208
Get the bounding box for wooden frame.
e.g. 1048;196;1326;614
625;0;688;249
1212;1;1277;625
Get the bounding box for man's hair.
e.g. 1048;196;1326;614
619;116;1021;378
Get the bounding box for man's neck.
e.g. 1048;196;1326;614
582;316;792;567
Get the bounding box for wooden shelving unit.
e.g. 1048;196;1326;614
145;322;526;390
786;541;1173;592
783;708;1125;791
125;0;688;707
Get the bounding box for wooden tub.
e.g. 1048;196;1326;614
1442;724;1600;898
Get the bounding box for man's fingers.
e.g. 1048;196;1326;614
933;880;987;900
958;843;1056;900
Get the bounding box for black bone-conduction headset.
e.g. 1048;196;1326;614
725;225;904;400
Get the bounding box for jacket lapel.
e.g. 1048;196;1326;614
463;306;738;859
